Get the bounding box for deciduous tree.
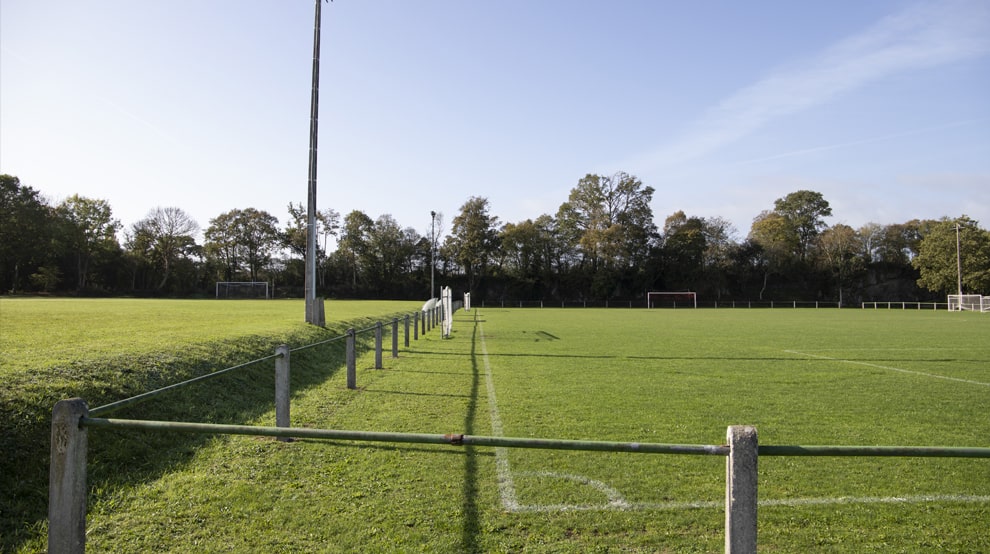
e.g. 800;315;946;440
913;216;990;295
771;190;832;261
0;175;55;292
56;195;122;291
128;207;200;290
447;197;499;293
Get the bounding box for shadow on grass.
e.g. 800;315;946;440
363;388;475;400
0;315;407;552
460;313;483;553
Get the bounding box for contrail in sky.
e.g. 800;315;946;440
735;118;988;166
633;0;990;171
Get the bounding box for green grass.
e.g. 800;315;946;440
0;297;422;552
0;298;421;374
4;303;990;551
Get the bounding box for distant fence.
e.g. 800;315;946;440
481;299;843;309
862;301;947;310
47;299;989;553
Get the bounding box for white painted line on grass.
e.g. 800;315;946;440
507;494;990;513
759;494;990;508
785;350;990;387
478;325;989;514
479;321;520;511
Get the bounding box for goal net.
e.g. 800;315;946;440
216;281;270;299
647;291;697;308
947;294;988;312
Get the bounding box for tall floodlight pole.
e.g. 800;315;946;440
430;211;437;299
956;223;963;296
305;0;325;325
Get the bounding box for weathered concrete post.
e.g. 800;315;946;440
725;425;758;554
414;311;420;340
391;317;399;358
346;328;356;389
49;398;89;554
404;314;411;347
375;322;383;369
275;345;291;441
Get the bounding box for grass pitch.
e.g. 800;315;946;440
5;302;989;551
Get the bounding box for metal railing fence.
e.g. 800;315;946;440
49;402;990;554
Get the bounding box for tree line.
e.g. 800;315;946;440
2;172;988;303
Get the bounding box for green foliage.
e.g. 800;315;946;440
127;207;201;291
203;207;282;282
0;174;55;293
447;197;500;291
913;216;990;294
772;189;833;260
557;172;656;270
56;195;122;291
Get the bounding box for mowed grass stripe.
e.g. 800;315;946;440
473;308;988;516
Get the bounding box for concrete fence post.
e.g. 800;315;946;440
414;311;420;340
725;425;758;554
49;398;89;554
392;318;399;358
404;314;410;347
375;322;383;369
346;328;356;389
275;345;291;441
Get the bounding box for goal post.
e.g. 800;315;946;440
947;294;987;312
216;281;270;299
647;291;697;308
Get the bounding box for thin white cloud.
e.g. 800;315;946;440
736;118;988;165
634;0;990;170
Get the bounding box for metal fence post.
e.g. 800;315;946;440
404;314;410;347
725;425;758;554
392;318;399;358
414;311;420;340
49;398;89;554
275;345;291;441
375;322;383;369
346;328;356;389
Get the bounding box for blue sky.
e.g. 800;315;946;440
2;0;988;243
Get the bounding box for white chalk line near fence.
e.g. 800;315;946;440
785;350;990;387
479;323;520;511
479;322;989;514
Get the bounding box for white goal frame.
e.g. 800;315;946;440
647;291;697;308
216;281;270;299
947;294;988;312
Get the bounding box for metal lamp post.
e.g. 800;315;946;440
304;0;325;326
956;222;962;296
430;211;436;300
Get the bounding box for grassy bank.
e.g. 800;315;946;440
0;298;421;552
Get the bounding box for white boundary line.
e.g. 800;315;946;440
478;319;989;513
785;350;990;387
479;321;520;511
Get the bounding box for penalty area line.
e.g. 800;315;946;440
506;494;990;514
478;326;989;514
785;350;990;387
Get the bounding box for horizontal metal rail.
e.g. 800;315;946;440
90;311;424;416
88;354;281;417
760;445;990;458
81;418;729;455
288;333;347;352
79;418;990;458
